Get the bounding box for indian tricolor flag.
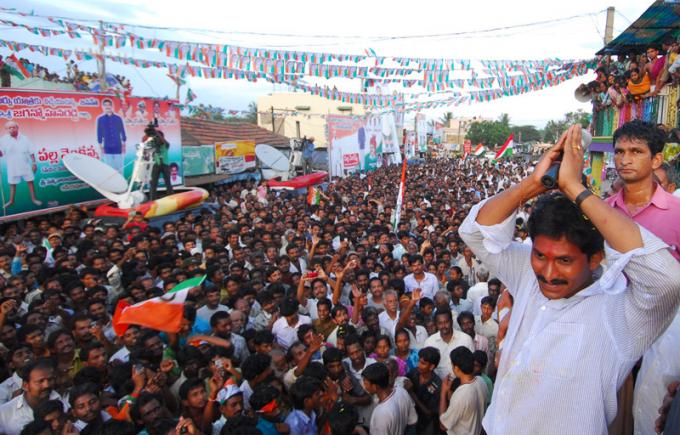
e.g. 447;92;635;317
4;54;30;80
307;186;321;205
492;134;514;163
113;275;206;335
473;144;485;157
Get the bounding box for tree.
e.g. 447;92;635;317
542;109;592;142
439;112;453;127
466;120;511;147
512;125;542;143
498;113;510;127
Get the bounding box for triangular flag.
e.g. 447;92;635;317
492;134;514;163
114;275;206;334
185;88;197;104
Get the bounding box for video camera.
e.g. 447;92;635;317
144;118;160;138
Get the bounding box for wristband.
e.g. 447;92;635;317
574;189;594;207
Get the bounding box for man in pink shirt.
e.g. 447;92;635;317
605;120;680;261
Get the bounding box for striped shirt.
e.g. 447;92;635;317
459;200;680;435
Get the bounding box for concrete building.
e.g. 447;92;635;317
442;116;494;146
257;92;366;147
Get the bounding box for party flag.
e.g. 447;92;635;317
185;88;197;104
493;134;514;163
473;144;485;157
114;275;206;335
307;186;321;205
4;54;30;79
392;158;408;228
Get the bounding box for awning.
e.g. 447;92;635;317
597;1;680;55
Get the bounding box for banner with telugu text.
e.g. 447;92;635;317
0;89;182;219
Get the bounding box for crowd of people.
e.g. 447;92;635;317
0;56;131;94
588;40;680;112
0;119;676;435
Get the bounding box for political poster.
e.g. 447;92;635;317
0;89;182;219
327;113;401;177
214;141;256;175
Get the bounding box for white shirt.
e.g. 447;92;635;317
633;311;680;435
423;331;474;380
378;310;399;337
406;325;429;350
467;282;488;316
0;373;22;405
0;133;35;179
440;377;487;435
459;200;680;435
289;257;307;275
475;316;499;341
271;315;311;350
403;272;439;300
369;386;417;435
109;346;131;363
0;391;63;435
196;304;230;324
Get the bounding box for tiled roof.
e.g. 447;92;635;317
181;117;290;147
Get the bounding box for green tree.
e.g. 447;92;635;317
512;125;542;143
439;112;454;127
466;120;511;147
542;109;592;142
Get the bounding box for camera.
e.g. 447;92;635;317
540;129;592;189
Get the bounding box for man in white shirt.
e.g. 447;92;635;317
466;270;489;316
403;254;439;300
0;345;34;404
197;286;230;324
459;125;680;434
439;346;488;435
0;360;65;435
378;290;400;338
457;311;491;367
109;325;140;363
475;297;499;353
362;362;417;435
271;298;311;351
424;309;474;380
0;121;41;207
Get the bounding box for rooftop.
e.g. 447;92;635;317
181;117;291;147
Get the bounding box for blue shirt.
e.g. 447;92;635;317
302;140;314;159
284;409;317;435
256;416;284;435
97;113;127;154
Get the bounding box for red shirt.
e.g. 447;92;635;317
605;184;680;261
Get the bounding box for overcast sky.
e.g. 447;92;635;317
0;0;651;127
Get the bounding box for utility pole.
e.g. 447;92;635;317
270;106;275;133
604;7;615;45
98;20;106;91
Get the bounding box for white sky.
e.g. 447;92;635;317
0;0;651;127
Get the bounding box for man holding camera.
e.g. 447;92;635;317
143;123;174;200
458;125;680;434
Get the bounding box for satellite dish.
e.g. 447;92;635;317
62;154;129;203
574;84;592;103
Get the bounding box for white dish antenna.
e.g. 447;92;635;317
256;144;289;172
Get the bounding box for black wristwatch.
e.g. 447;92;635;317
574;189;594;208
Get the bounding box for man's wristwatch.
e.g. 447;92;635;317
574;189;594;208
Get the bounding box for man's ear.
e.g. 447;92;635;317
651;152;664;170
589;251;604;271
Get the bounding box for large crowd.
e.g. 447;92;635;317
0;119;677;435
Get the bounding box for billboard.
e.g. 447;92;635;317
214;141;256;175
327;113;400;178
0;89;181;219
183;145;215;176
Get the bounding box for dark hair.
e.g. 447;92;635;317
241;353;272;381
253;330;274;346
528;192;603;258
480;296;496;308
418;346;441;366
98;420;137;435
322;347;344;365
361;362;389;389
220;415;261;435
17;324;42;344
69;382;99;408
434;308;453;323
449;346;475;375
34;399;64;421
80;341;105;362
289;376;322;409
301;361;327;381
130;392;163;423
456;311;475;326
210;310;231;327
409;254;424;265
316;298;332;311
613;119;666;156
473;350;488;368
488;278;502;289
20;419;51;435
179;378;205;401
329;401;359;435
249;384;279;411
19;358;54;382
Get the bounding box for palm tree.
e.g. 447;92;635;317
439;112;453;127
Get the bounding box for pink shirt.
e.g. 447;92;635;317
605;184;680;261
